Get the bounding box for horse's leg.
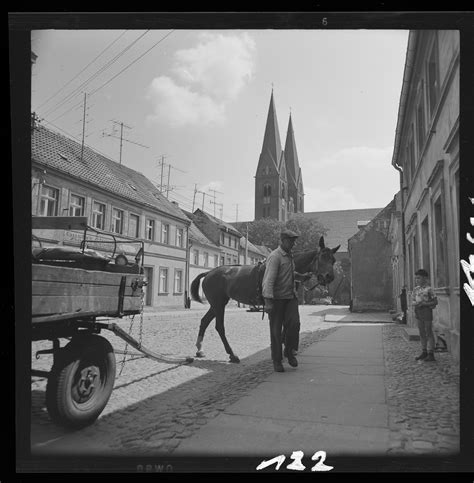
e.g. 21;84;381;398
214;303;240;363
195;307;216;358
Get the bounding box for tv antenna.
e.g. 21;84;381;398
102;119;149;164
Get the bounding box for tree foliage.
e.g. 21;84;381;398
235;214;328;252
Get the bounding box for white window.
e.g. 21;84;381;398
204;252;209;268
161;223;169;244
159;267;169;294
214;254;219;267
220;232;225;244
193;249;199;265
146;219;155;241
92;201;106;230
39;185;59;216
129;214;140;238
69;194;85;217
111;208;124;234
174;269;183;293
176;228;184;248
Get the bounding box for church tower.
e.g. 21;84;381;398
254;90;289;221
284;113;304;214
254;90;303;221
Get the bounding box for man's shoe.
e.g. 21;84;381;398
415;351;428;361
424;352;436;362
273;361;285;372
287;355;298;367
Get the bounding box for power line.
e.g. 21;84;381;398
44;30;151;120
88;30;175;98
33;30;128;112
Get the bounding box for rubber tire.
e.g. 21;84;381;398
46;335;116;429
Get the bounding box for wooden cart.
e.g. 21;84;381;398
31;216;193;429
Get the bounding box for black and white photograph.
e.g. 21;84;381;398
9;11;474;475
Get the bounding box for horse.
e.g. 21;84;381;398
190;236;340;363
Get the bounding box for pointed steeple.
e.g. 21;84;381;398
258;89;283;170
284;113;300;186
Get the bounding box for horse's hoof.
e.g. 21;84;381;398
196;351;205;358
229;355;240;363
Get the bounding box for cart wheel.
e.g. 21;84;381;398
46;335;116;429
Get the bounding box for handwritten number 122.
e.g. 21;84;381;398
256;450;333;472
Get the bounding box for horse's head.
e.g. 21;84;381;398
301;236;340;287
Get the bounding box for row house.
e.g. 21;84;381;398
31;122;191;309
390;30;460;360
179;209;221;300
190;209;243;266
238;236;267;266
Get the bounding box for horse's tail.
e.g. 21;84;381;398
190;272;208;303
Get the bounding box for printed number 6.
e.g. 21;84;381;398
322;17;328;26
311;451;333;472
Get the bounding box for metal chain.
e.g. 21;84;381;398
118;282;145;376
138;288;145;346
118;312;136;376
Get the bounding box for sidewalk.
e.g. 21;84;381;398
174;323;390;457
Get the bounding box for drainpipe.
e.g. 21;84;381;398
184;225;191;309
391;30;417;323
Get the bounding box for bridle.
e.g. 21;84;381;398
301;249;330;293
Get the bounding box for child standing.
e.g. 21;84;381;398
412;269;438;362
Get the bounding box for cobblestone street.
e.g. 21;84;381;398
30;305;460;462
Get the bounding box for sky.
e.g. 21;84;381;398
31;28;409;223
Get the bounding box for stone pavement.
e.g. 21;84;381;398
27;305;462;472
174;324;390;457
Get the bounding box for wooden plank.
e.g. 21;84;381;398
32;280;138;297
32;264;143;287
32;295;142;316
32;216;89;231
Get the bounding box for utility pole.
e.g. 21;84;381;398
210;200;223;219
102;119;149;164
208;188;224;218
192;185;197;212
166;164;171;198
80;93;86;162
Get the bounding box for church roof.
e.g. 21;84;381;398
257;90;283;173
303;208;383;253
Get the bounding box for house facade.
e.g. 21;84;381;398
390;30;460;360
190;209;242;266
31;122;191;309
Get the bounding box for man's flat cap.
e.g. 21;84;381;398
280;229;299;239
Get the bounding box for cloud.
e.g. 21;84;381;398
147;33;256;127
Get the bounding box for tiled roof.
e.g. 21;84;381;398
348;198;396;244
239;236;265;256
194;209;243;237
303;208;383;252
180;209;219;248
32;124;189;223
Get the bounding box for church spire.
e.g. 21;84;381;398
284;112;304;214
259;89;283;170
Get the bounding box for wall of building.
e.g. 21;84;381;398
349;229;394;311
393;30;459;360
32;166;189;309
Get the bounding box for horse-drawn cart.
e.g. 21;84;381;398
31;216;193;429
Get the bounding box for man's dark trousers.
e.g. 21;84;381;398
269;297;300;362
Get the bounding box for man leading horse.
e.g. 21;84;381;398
263;229;311;372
